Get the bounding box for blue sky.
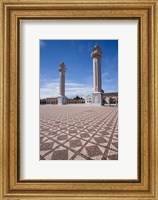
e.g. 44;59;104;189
40;40;118;99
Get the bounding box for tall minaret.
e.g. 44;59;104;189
91;44;103;105
58;62;67;105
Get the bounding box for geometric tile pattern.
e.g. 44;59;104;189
40;105;118;160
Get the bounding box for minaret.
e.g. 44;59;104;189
91;44;103;106
58;62;67;105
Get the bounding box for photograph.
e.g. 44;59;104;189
40;40;118;160
1;0;157;199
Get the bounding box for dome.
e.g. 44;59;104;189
91;44;103;58
59;62;66;72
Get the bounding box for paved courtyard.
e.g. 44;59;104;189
40;105;118;160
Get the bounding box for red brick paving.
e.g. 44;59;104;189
40;105;118;160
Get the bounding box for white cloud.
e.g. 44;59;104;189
40;72;118;99
40;79;93;99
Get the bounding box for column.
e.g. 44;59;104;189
58;62;67;105
91;44;103;106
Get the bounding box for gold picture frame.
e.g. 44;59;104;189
0;0;158;199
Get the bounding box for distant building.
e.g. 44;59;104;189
67;99;85;104
102;92;118;105
85;92;118;106
46;98;58;104
85;95;92;104
41;97;85;105
41;92;118;105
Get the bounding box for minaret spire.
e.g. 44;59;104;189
91;44;103;106
58;62;67;105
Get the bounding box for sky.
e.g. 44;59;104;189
40;40;118;99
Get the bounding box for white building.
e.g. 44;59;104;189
85;95;92;104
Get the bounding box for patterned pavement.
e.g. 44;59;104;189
40;105;118;160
